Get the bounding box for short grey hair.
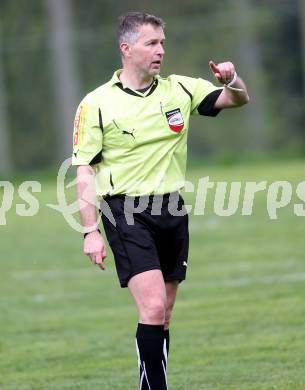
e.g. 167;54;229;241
117;12;165;45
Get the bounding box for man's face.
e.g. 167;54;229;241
126;24;165;77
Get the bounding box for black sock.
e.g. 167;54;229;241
135;323;168;390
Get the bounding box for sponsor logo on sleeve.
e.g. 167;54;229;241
165;108;184;133
73;105;83;145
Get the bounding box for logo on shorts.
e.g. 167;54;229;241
165;108;184;133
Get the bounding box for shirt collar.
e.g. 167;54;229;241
109;69;160;90
109;69;123;86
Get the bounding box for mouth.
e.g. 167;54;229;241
151;60;162;66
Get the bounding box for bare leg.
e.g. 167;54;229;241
128;269;167;324
164;280;179;330
129;270;168;389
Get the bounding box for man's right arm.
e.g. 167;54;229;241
77;165;107;270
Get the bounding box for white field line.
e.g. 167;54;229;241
10;268;305;290
5;271;305;305
189;217;222;231
27;271;305;304
10;268;114;280
31;292;83;303
184;272;305;290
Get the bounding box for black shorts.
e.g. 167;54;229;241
100;192;189;288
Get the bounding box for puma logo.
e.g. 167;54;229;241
112;119;136;140
122;129;135;139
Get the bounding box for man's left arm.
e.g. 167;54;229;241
209;60;250;108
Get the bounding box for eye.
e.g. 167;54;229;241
146;40;165;46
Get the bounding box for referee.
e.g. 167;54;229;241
72;12;249;390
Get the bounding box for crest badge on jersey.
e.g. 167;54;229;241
165;108;184;133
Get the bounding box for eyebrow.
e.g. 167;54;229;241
144;38;166;44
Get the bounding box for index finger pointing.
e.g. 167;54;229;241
209;60;221;79
92;253;106;270
97;260;106;270
102;247;107;260
90;252;103;264
209;60;218;72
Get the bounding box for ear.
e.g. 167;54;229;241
120;42;131;58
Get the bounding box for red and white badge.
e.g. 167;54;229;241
165;108;184;133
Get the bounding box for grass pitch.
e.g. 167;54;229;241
1;159;305;389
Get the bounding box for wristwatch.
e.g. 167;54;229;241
83;229;101;239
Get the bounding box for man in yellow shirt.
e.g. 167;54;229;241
73;12;249;389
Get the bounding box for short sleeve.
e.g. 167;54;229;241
173;75;223;116
72;95;103;166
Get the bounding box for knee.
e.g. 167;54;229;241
141;299;166;324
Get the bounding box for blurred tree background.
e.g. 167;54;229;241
0;0;304;175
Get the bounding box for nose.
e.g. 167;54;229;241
157;43;165;56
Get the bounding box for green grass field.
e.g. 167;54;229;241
1;159;305;389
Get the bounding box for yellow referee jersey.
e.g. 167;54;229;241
72;70;222;197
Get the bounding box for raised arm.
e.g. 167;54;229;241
209;60;249;108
